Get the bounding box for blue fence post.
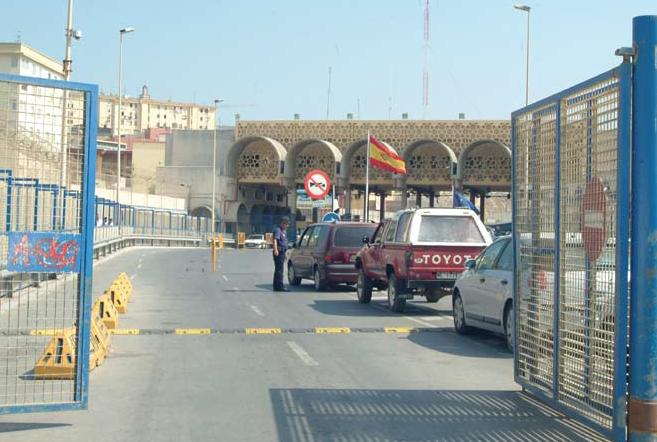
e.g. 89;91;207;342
629;15;657;442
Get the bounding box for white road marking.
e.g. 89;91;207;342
371;304;437;328
420;315;452;321
130;273;137;280
249;304;265;317
222;275;228;281
233;287;240;291
287;341;319;366
137;263;143;269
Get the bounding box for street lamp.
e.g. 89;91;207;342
514;4;531;105
117;26;135;232
211;99;223;240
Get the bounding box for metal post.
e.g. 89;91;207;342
365;132;370;221
117;27;134;233
629;15;657;441
524;9;530;105
117;32;123;230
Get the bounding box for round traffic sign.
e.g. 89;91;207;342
322;211;341;223
304;169;331;200
581;178;607;261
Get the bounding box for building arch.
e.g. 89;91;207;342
403;140;457;191
190;205;213;219
457;139;512;192
225;136;287;183
284;139;342;185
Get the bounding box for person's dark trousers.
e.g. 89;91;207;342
273;252;286;291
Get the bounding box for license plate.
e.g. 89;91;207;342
436;272;458;280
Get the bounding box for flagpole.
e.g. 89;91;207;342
365;130;370;222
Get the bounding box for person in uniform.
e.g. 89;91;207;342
272;217;290;292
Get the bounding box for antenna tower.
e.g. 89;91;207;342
422;0;430;119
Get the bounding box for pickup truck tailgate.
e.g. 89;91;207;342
407;245;485;281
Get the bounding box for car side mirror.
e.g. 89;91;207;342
362;236;370;244
465;259;476;270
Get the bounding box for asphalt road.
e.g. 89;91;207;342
0;247;608;442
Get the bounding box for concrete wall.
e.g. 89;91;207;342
164;127;235;172
132;140;166;193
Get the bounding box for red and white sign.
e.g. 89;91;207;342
581;178;607;261
304;169;331;200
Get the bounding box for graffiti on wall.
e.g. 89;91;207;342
8;232;81;273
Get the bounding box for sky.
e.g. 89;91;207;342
1;1;655;124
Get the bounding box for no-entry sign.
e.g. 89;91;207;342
304;169;331;200
581;178;607;261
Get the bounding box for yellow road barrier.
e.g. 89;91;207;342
34;328;77;380
89;318;110;367
245;328;282;335
116;273;133;301
237;232;246;249
107;282;128;314
315;327;351;334
92;294;119;329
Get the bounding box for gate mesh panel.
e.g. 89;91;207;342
514;104;558;393
514;74;622;432
0;79;88;408
558;78;619;428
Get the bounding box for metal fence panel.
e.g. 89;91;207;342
512;63;631;439
0;73;97;413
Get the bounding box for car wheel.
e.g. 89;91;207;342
356;268;373;303
288;263;302;286
313;267;326;292
453;292;469;335
504;303;514;353
387;274;406;313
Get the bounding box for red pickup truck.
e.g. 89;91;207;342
354;208;493;312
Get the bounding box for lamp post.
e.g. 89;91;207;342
117;27;134;232
514;4;531;105
211;99;223;239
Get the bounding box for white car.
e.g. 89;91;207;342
244;234;269;249
452;236;514;351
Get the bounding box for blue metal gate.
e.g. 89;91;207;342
0;73;97;413
512;44;632;441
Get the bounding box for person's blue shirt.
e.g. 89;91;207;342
274;226;288;250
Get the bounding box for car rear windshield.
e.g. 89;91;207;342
417;216;484;243
333;226;376;247
247;235;263;240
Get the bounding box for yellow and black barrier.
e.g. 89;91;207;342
92;294;119;330
107;282;128;314
237;232;246;249
34;272;135;379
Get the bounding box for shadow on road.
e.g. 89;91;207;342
0;422;71;433
405;328;513;359
309;299;451;318
270;388;608;442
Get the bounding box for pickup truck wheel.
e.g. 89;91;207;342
313;267;327;292
356;269;373;303
387;274;406;313
287;263;302;286
453;293;469;335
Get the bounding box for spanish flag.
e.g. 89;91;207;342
368;135;406;174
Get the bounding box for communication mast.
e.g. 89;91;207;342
422;0;430;119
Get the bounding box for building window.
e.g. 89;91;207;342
277;194;284;202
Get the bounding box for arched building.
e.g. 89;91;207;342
222;119;511;235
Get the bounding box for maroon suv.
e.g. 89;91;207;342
287;222;378;291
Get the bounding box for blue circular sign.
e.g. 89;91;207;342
322;212;341;223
